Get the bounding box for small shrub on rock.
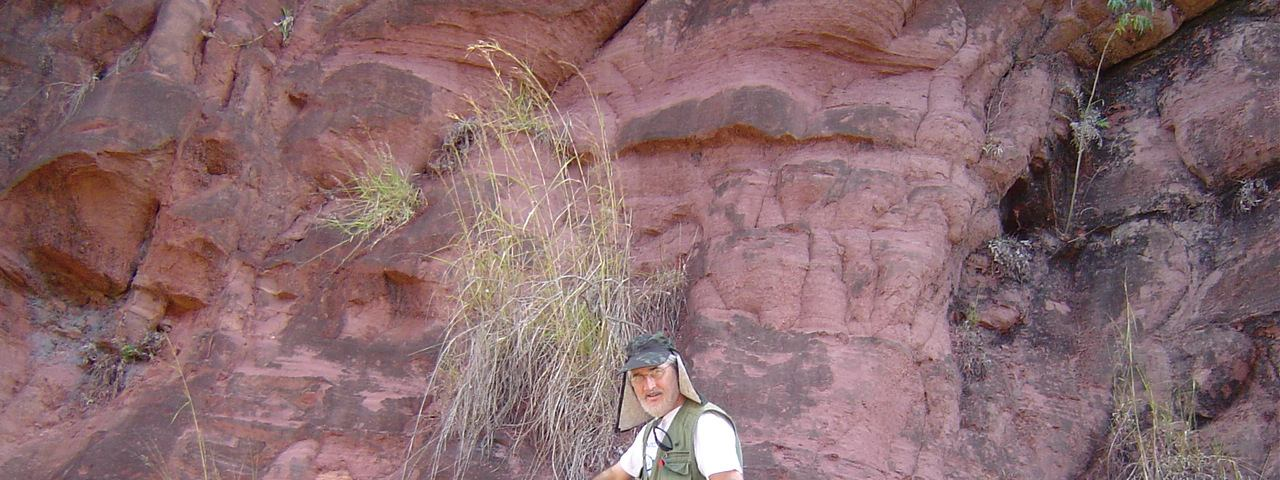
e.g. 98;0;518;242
1234;178;1269;213
986;236;1032;280
430;115;479;175
953;323;992;382
80;330;164;402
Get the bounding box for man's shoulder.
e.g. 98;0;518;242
693;402;736;433
694;401;732;419
690;401;742;469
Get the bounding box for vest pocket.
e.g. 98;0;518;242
661;451;691;476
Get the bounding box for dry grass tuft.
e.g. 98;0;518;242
402;41;683;480
1233;178;1269;214
951;304;992;382
986;236;1032;280
80;331;165;403
1100;282;1259;480
431;114;479;175
49;73;98;121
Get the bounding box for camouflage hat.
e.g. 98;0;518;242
619;332;677;372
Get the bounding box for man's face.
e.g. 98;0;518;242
629;362;683;418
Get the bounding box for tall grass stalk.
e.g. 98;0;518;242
164;334;220;480
402;41;684;480
1064;1;1155;232
1102;281;1257;479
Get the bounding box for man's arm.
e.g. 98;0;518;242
591;464;633;480
709;471;744;480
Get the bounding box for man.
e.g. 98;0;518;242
592;332;743;480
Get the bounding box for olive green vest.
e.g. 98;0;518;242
639;401;741;480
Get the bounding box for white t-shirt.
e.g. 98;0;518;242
618;403;741;478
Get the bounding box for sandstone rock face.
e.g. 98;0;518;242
2;0;1279;479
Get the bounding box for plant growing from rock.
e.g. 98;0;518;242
430;114;479;176
951;302;992;382
986;236;1032;280
274;7;294;44
403;41;681;480
200;7;296;48
1233;178;1269;213
47;40;143;123
1064;0;1155;233
80;330;165;402
321;143;424;246
163;333;220;480
49;73;98;121
981;137;1005;158
1099;282;1257;479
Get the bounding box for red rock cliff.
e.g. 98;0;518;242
1;0;1278;478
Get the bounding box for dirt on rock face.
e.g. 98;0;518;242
1;0;1278;479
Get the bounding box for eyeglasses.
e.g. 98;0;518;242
629;364;671;385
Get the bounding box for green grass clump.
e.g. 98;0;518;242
402;41;682;480
322;144;424;242
1100;282;1258;480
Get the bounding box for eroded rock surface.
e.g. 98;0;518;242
1;0;1278;478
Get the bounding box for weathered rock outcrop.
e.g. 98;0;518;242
1;0;1277;478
